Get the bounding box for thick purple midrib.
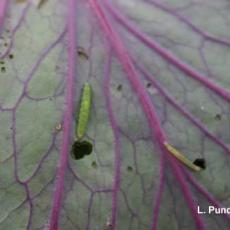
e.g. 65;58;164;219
49;0;77;229
90;0;165;143
89;0;205;229
3;1;227;229
104;1;230;102
151;155;165;230
103;51;122;230
184;169;230;222
137;64;230;155
0;0;8;35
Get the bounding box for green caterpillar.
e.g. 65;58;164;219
76;83;92;140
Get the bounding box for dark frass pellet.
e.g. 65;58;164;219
116;84;122;91
127;166;133;172
1;66;6;73
193;158;206;170
9;54;14;59
214;114;222;121
71;140;93;160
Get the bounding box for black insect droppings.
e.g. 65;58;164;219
9;54;14;59
127;166;133;172
71;140;93;160
1;66;6;73
77;47;89;60
146;82;152;88
193;158;206;170
214;114;222;121
117;84;122;91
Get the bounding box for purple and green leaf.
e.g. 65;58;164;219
0;0;230;229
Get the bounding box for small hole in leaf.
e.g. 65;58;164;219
77;47;89;60
71;140;93;160
193;158;206;170
1;66;6;73
9;54;14;59
127;166;133;172
0;61;4;65
116;84;122;91
214;114;222;121
146;82;152;88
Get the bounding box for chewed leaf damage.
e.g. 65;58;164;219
0;0;229;229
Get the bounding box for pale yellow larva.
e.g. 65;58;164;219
164;142;202;172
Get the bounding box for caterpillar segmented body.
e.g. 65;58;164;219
76;83;92;140
164;142;202;172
